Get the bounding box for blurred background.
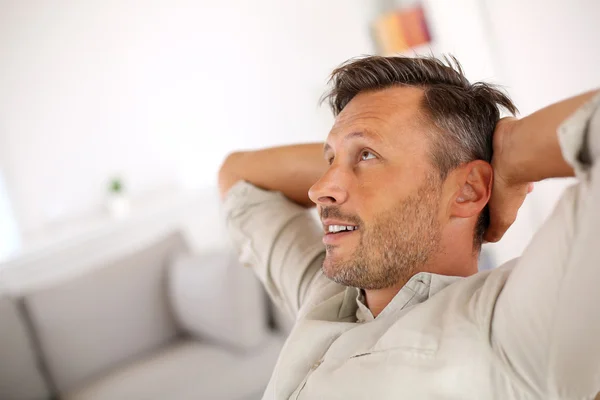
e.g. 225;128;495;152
0;0;598;399
1;0;599;266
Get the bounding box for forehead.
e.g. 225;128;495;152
326;86;427;148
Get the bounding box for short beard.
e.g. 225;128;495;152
322;177;442;290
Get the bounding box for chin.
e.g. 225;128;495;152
322;253;334;273
322;250;348;281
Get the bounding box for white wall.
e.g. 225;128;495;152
484;0;600;116
0;169;21;260
0;0;375;235
2;0;598;264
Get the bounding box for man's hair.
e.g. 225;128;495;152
321;55;517;247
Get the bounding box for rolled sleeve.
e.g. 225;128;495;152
223;181;327;318
558;92;600;177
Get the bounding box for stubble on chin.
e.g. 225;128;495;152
322;181;441;290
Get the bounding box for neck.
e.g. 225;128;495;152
364;282;405;318
364;230;479;318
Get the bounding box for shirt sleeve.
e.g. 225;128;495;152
488;93;600;399
222;180;328;319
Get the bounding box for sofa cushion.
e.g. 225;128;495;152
23;232;188;394
63;336;285;400
168;251;269;351
0;295;51;400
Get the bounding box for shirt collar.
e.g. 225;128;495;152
339;272;463;323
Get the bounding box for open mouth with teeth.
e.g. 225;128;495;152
323;224;358;245
327;225;358;233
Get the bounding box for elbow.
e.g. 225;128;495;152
218;151;245;200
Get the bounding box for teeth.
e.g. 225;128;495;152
328;225;357;233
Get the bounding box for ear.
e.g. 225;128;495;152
450;160;493;219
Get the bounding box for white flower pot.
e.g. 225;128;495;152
106;194;130;218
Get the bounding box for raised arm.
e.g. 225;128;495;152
485;90;598;241
218;143;327;206
219;143;337;318
487;90;600;398
497;90;599;181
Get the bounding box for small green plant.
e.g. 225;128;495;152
109;178;124;194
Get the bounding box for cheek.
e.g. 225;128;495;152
358;181;409;209
352;167;422;218
354;192;397;229
349;187;378;222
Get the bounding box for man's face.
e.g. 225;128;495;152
308;86;444;290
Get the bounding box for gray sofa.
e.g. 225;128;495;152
0;232;288;400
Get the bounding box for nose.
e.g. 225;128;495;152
308;166;349;206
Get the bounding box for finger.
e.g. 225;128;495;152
484;212;517;243
484;198;510;243
485;211;518;242
484;184;529;242
527;182;534;194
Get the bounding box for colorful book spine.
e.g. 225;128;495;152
373;6;431;55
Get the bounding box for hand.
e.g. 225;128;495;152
484;117;534;243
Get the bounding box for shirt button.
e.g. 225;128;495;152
311;359;323;370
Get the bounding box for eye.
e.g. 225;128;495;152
360;150;376;161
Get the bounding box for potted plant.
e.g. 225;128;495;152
106;177;130;218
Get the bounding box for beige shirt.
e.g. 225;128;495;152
223;93;600;400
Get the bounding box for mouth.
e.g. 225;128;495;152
322;223;359;245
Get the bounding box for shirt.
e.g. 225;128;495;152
223;93;600;400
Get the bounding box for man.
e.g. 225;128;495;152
218;55;600;399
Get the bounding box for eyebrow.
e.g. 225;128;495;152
323;131;379;155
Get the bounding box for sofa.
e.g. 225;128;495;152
0;231;290;400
